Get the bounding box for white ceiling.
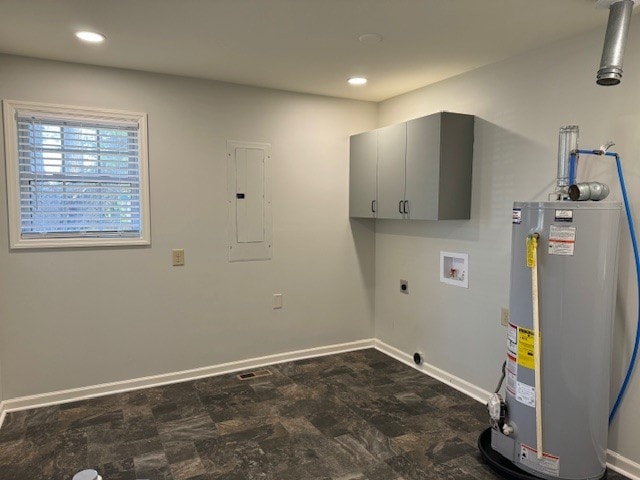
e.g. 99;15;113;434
0;0;618;101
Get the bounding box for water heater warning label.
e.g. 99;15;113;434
512;209;522;224
517;327;535;370
507;323;518;355
548;225;576;256
507;353;517;374
506;353;517;396
520;443;560;477
507;371;517;396
516;381;535;407
554;209;573;222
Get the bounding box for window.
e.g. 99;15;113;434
2;100;150;248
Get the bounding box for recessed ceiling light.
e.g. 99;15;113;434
75;31;106;43
358;33;383;45
348;77;368;86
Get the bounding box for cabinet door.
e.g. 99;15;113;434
349;131;377;218
437;112;474;220
405;114;441;220
377;122;407;219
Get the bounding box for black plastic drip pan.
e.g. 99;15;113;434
478;428;540;480
477;428;607;480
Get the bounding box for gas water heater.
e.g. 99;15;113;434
479;126;624;480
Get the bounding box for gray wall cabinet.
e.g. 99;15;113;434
377;122;407;219
349;112;474;220
348;130;378;218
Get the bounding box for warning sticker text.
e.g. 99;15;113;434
519;443;560;477
516;381;535;408
517;326;535;370
508;323;518;355
548;225;576;256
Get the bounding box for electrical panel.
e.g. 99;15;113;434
227;140;272;262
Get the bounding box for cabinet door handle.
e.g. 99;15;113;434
399;200;403;214
371;200;376;213
404;200;409;214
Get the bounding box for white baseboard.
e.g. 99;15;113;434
608;449;640;480
374;340;640;480
2;338;375;413
373;339;492;403
0;401;6;429
2;337;638;480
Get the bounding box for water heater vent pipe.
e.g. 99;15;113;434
596;0;637;86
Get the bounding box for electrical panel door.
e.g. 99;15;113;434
227;140;271;262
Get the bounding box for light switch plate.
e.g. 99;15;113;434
273;293;283;309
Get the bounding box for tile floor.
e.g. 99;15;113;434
0;349;629;480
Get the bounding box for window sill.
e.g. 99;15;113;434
10;236;151;249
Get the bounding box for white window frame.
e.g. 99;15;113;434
2;99;151;249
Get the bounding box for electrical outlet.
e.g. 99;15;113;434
273;293;283;309
172;249;185;266
400;279;409;294
500;307;509;326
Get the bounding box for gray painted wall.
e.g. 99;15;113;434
375;17;640;465
3;15;640;468
0;54;377;400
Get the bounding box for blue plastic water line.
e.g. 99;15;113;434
570;150;640;423
608;152;640;424
568;152;577;186
568;149;601;185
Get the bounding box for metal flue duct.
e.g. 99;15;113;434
596;0;637;85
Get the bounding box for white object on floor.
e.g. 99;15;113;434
72;469;102;480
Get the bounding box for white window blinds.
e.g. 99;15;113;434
2;100;150;248
17;114;141;238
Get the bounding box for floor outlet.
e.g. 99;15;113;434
400;280;409;294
